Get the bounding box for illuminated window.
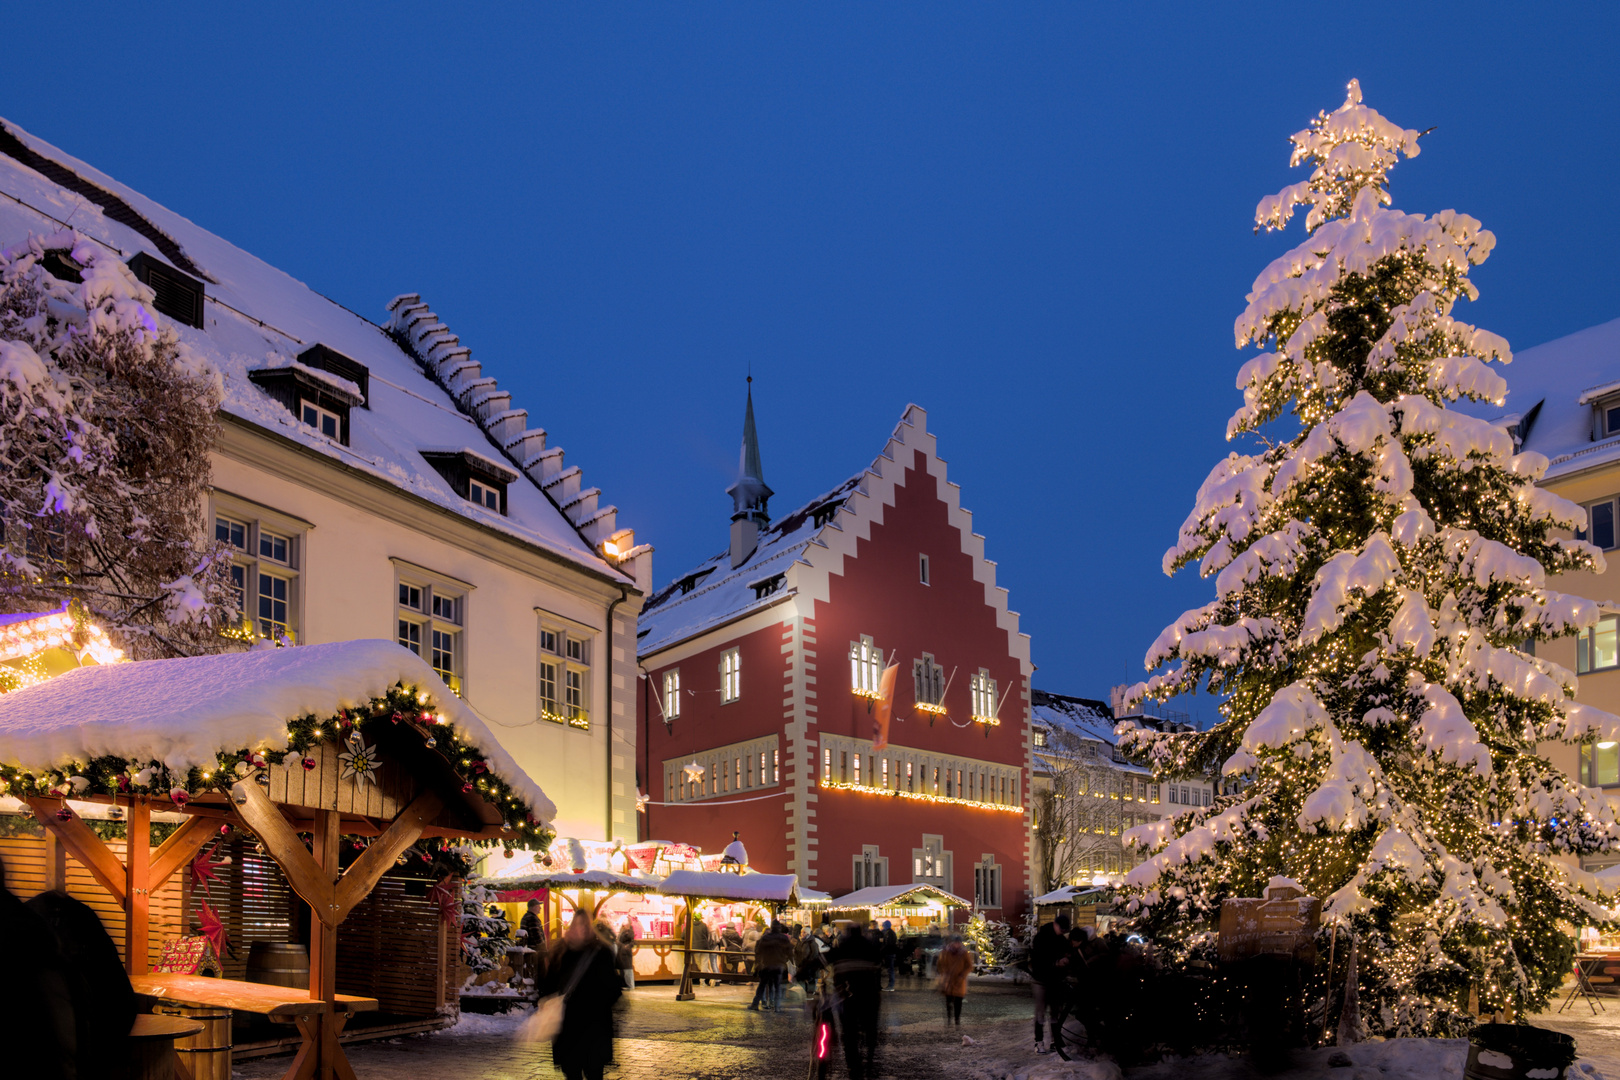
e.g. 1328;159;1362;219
1584;741;1620;787
970;669;998;722
664;735;778;802
662;669;681;720
1578;616;1620;674
823;747;832;782
853;754;862;786
850;635;883;696
538;617;591;728
912;834;951;889
721;648;741;703
913;653;945;707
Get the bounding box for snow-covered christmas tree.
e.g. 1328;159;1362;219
0;231;235;658
1119;80;1619;1035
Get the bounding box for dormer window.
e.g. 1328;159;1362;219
127;252;205;328
812;500;844;528
1578;384;1620;441
301;399;341;440
420;449;518;516
676;568;715;596
750;573;786;600
248;344;366;447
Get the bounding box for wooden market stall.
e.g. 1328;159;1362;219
657;869;800;1000
0;639;555;1080
1032;884;1113;931
824;883;972;930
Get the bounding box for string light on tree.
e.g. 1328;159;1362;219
1116;79;1620;1037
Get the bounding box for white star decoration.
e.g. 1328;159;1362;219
338;734;382;787
683;760;706;784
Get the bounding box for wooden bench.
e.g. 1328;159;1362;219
133;973;378;1080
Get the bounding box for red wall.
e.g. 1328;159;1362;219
641;617;793;872
805;449;1028;911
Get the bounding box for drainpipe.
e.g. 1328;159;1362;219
605;585;631;841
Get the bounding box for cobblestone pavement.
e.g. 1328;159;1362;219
231;977;1034;1080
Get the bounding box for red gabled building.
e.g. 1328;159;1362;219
636;394;1034;920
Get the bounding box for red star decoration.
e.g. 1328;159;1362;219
195;898;231;959
189;839;226;896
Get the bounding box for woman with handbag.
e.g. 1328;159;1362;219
530;910;623;1080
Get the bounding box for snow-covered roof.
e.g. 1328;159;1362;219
1455;316;1620;482
0;118;632;585
473;867;656;893
1031;689;1117;744
1032;885;1110;906
637;475;860;654
828;883;972;910
657;870;800;904
0;638;556;822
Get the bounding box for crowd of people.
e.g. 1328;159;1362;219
1028;912;1157;1061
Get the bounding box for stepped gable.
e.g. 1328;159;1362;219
386;294;621;546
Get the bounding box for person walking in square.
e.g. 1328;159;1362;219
538;910;622;1080
878;920;899;991
935;935;972;1026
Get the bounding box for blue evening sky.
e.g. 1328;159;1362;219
6;4;1616;720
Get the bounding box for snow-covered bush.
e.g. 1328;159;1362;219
1119;81;1618;1037
0;231;234;658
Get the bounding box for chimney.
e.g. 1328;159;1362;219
726;378;772;568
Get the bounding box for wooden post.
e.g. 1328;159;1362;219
126;797;151;976
43;829;67;892
308;809;340;1080
677;897;696;1001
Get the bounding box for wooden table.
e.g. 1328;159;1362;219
133;974;379;1080
129;1014;205;1080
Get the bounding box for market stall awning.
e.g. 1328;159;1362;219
473;868;658;893
658;870;800;905
798;888;832;906
829;883;971;910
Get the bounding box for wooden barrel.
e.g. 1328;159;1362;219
154;1005;231;1080
246;941;310;989
1464;1023;1575;1080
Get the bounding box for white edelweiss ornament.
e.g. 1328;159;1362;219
338;733;382;787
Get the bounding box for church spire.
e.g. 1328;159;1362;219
726;376;773;568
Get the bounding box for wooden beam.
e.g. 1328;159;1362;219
23;797;126;904
229;780;334;924
332;790;442;922
150;815;217;891
311;809;340;1080
126;799;151;975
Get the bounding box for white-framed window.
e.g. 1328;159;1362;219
854;845;888;890
973;854;1002;908
1579;615;1620;674
1584;741;1620;787
850;635;883;696
393;562;469;696
539;616;592;729
913;653;946;707
720;647;741;704
1577;498;1620;551
912;834;952;891
1033;728;1047;748
970;669;998;723
663;734;780;802
469;477;501;511
661;669;681;721
820;734;1019;808
919;553;930;586
213;497;307;644
299;399;342;440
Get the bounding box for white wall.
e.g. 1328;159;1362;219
211;426;641;842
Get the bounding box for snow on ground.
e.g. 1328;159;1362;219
437;1006;531;1037
947;1013;1612;1080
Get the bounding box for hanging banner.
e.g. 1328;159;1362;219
872;663;899;750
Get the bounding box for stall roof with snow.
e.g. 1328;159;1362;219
0;638;555;828
0;118;638;584
829;883;972;911
1032;885;1110;907
657;870;800;906
473;868;657;893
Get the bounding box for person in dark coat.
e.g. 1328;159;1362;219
538;910;623;1080
520;899;545;986
29;887;137;1077
748;922;794;1011
878;920;900;990
1;859;75;1080
1028;913;1073;1054
828;924;884;1080
721;922;745;974
616;922;637;990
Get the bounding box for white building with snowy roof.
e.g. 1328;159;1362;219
1463;315;1620;856
1029;689;1212;889
0;118;648;842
